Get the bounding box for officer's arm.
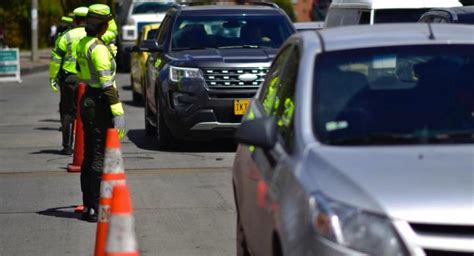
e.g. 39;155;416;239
92;45;124;116
101;19;118;45
49;35;67;80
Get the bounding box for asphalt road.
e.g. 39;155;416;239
0;71;237;255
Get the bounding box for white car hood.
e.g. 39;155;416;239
307;145;474;226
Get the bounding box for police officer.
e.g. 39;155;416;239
76;4;125;222
57;16;73;36
49;7;88;155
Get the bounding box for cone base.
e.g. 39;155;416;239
67;164;81;173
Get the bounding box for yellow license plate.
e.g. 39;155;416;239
234;99;250;115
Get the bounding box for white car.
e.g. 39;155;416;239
118;0;176;71
325;0;462;27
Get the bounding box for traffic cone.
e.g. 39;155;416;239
67;82;86;172
105;184;139;256
95;128;127;256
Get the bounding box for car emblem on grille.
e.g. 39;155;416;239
238;73;258;82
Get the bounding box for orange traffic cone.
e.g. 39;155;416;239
105;184;139;256
95;128;127;256
67;82;86;173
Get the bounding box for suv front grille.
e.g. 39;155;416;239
409;223;474;255
203;67;268;89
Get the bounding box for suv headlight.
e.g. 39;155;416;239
309;192;407;256
169;66;203;82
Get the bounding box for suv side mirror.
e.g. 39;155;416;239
127;45;140;52
139;40;163;52
235;116;278;150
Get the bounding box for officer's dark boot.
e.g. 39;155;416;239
61;120;74;155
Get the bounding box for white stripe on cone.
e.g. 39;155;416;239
106;214;138;253
100;179;126;200
104;148;124;174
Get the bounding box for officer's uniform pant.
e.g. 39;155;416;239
58;73;78;150
80;88;113;212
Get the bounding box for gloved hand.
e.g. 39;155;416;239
50;79;59;93
107;43;118;57
113;114;126;139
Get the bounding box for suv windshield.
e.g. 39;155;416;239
374;9;429;23
132;2;175;14
313;45;474;145
171;15;293;50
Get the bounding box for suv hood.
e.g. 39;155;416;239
306;145;474;225
167;48;277;65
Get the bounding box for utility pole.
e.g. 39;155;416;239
31;0;39;61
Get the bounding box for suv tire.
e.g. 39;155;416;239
144;94;156;136
156;100;175;150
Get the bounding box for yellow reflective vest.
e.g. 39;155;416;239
49;26;86;79
76;36;116;89
76;36;124;116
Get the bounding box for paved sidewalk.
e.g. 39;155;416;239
20;48;51;76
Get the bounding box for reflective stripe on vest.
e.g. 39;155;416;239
84;41;101;88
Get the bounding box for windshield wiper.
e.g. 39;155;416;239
217;45;270;49
172;47;214;51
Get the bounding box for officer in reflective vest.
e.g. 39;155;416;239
76;4;125;222
49;7;88;155
57;16;73;36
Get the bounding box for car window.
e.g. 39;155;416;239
419;15;434;23
313;45;474;145
272;47;299;151
171;15;293;50
359;11;371;24
374;9;428;23
157;15;172;44
325;8;360;27
146;28;160;40
436;17;448;23
259;45;293;113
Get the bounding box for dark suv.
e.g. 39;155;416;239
139;3;295;149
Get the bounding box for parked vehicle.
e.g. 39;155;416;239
294;21;324;31
324;0;462;28
233;23;474;256
130;23;160;104
117;0;176;72
420;6;474;24
138;3;295;149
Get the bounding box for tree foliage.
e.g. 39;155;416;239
0;0;115;49
272;0;296;21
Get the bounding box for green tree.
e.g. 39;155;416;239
272;0;296;21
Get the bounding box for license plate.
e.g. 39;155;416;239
234;99;250;115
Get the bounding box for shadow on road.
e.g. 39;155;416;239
37;206;81;220
30;149;65;155
127;129;237;153
39;118;60;123
35;127;60;131
122;99;143;108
